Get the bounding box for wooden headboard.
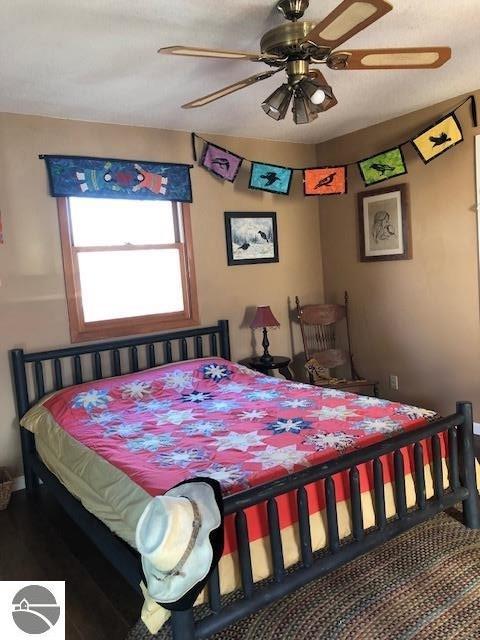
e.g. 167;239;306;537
10;320;230;486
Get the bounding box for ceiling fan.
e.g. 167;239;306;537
158;0;451;125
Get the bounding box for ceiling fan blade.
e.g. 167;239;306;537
181;69;284;109
328;47;452;69
303;0;392;49
159;45;280;63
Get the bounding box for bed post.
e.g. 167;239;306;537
170;609;195;640
457;401;480;529
10;349;39;492
218;319;231;360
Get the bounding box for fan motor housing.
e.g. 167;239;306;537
260;21;330;60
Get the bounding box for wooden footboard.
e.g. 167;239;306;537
170;401;480;639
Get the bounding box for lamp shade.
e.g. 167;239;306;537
298;78;337;114
250;305;280;329
293;88;318;125
262;83;293;121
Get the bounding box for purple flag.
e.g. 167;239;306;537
200;143;243;182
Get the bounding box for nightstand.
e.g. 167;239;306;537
238;356;293;380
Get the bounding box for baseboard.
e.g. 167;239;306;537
13;475;25;492
474;422;480;436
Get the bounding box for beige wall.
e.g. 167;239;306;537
4;89;478;476
0;113;324;475
316;91;480;417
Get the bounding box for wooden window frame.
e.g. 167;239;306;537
58;197;199;343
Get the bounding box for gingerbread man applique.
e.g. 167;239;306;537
132;163;168;195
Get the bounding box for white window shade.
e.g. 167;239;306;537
78;249;184;322
69;197;176;247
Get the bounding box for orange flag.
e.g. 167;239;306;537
304;166;347;196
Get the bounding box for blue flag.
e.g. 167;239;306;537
249;162;293;195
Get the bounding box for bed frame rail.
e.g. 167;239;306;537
172;402;480;640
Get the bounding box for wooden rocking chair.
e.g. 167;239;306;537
295;293;377;396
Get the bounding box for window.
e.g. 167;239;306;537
58;197;198;342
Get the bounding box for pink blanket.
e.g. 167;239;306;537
43;357;434;496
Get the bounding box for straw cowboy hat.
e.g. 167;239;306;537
136;477;224;610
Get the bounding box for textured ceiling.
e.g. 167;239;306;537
0;0;479;143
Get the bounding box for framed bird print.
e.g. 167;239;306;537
224;212;279;266
357;184;411;262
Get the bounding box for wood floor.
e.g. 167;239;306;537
2;437;480;640
0;488;142;640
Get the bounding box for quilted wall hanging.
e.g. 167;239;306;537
41;155;193;202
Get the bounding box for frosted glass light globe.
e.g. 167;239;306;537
310;88;326;105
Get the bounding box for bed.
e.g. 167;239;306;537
10;320;480;639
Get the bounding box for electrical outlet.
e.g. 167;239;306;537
389;374;399;391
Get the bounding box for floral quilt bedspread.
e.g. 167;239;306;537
42;357;435;496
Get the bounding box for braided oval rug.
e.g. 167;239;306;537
127;510;480;640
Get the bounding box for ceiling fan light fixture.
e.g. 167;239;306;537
298;77;335;112
261;83;293;120
310;88;326;105
292;88;318;125
314;86;337;112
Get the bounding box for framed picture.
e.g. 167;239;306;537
357;184;411;262
224;212;279;266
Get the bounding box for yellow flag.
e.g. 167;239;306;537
412;114;463;163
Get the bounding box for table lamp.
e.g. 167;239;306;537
250;305;280;364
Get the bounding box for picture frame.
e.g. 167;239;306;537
224;212;279;266
357;184;411;262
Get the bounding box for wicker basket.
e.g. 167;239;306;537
0;467;13;510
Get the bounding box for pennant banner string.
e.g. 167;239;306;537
467;95;478;128
191;132;198;163
191;94;477;171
